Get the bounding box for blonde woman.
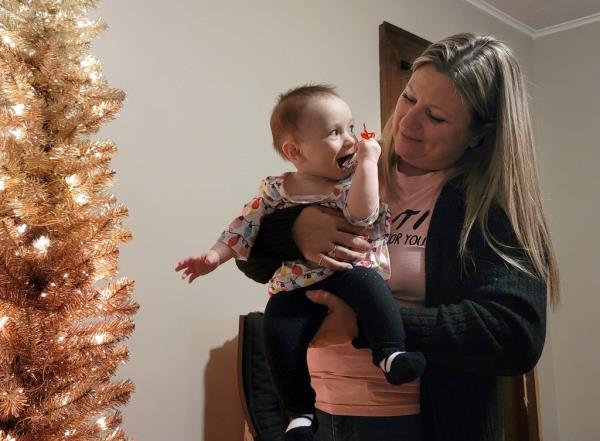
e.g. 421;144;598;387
238;33;559;441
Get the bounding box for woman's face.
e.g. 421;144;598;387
392;64;478;174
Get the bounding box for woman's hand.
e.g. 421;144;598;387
293;206;371;271
306;289;358;347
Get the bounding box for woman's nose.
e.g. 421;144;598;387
400;107;422;131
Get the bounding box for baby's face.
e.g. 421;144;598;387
294;95;357;180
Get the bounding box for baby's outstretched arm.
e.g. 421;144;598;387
345;138;381;223
175;241;234;283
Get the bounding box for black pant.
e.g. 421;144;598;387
263;266;406;417
315;410;424;441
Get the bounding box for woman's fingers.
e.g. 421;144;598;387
333;231;371;254
306;289;358;347
329;245;366;264
317;254;353;271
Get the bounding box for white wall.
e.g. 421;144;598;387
533;21;600;441
91;1;535;440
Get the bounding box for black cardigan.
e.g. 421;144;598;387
236;178;547;441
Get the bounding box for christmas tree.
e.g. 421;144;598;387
0;1;138;440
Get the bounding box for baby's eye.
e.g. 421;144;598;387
330;129;339;136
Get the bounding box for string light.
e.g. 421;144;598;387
92;102;108;116
80;55;95;68
33;235;50;253
96;416;107;430
9;128;24;140
93;332;108;344
65;174;81;187
17;224;27;234
2;35;16;48
73;190;89;205
11;104;25;116
0;316;9;329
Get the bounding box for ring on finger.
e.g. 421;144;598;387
327;244;337;258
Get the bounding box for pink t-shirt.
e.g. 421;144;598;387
307;167;450;416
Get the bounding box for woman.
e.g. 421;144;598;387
238;33;559;441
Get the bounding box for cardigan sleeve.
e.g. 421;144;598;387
235;205;305;284
401;210;547;376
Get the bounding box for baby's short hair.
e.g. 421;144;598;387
270;84;339;158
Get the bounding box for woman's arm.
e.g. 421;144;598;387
308;212;547;376
401;224;547;376
235;205;371;283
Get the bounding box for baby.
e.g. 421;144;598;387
176;85;425;441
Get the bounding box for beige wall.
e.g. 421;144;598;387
91;1;541;440
533;21;600;441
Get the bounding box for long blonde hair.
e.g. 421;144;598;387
380;33;560;308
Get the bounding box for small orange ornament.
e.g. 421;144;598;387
360;123;376;140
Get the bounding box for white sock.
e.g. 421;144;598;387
286;414;313;432
379;351;404;373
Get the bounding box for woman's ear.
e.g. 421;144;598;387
281;141;304;163
468;123;495;148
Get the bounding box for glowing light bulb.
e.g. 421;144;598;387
9;128;23;140
33;235;50;253
97;416;107;430
94;332;108;344
11;104;25;116
0;178;5;191
65;174;80;187
17;224;27;234
2;35;16;48
80;55;95;68
0;316;9;329
74;191;90;205
92;102;108;116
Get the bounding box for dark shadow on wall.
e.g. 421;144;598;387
204;336;245;441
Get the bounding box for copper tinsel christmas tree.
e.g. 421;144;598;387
0;1;138;440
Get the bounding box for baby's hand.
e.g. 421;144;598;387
355;139;381;164
175;251;220;283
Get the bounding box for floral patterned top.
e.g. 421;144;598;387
219;173;391;295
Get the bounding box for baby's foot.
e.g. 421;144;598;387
285;414;318;441
380;351;426;385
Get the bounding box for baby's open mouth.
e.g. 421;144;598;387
337;153;356;169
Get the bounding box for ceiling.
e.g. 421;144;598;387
466;0;600;37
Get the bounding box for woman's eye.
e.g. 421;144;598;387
402;92;416;103
428;113;445;124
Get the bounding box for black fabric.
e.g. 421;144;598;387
236;177;548;441
240;312;285;441
263;267;423;417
